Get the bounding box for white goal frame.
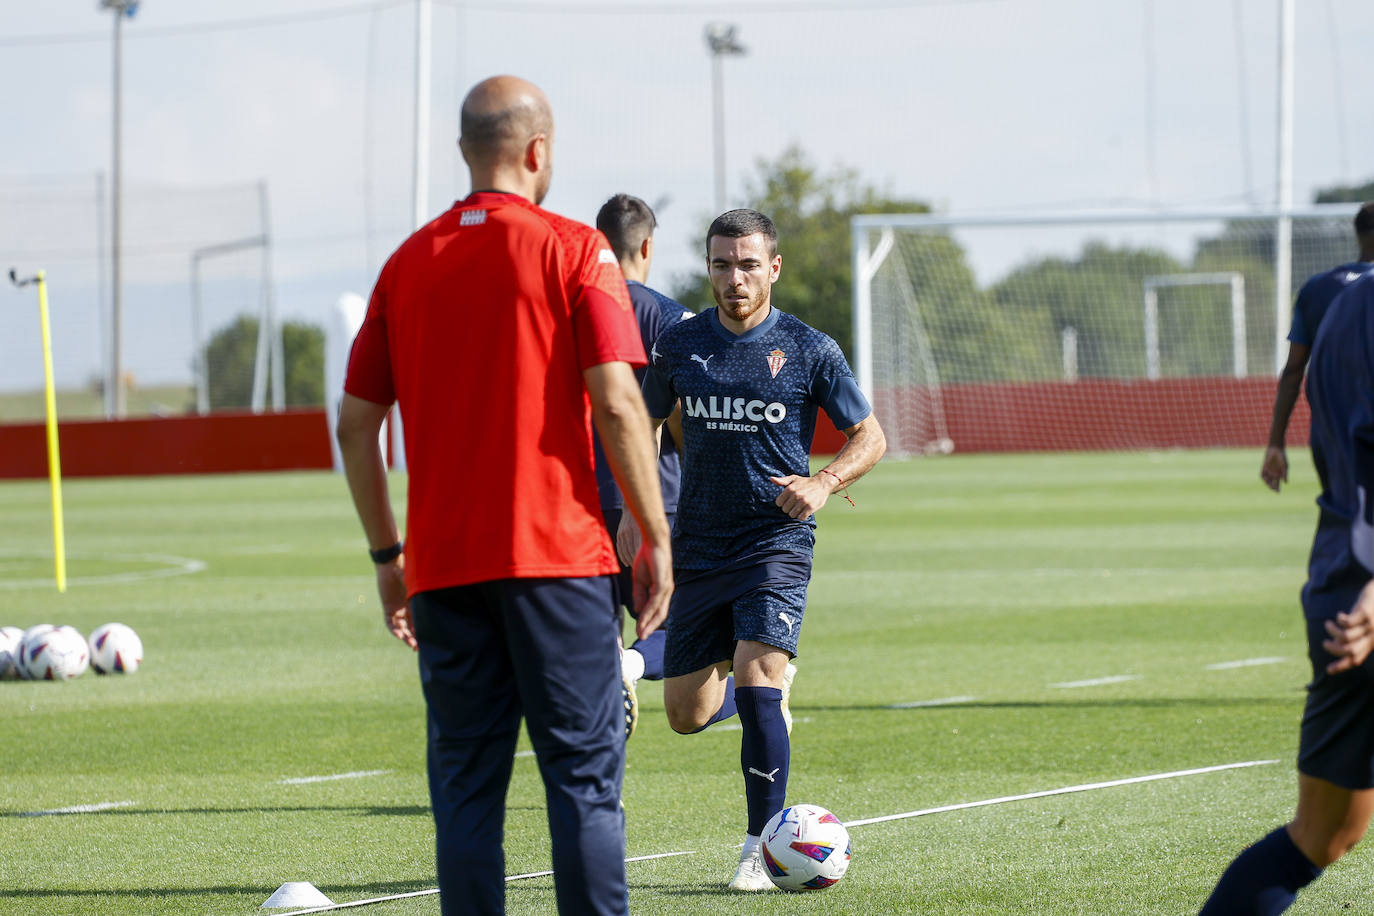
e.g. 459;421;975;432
851;204;1356;402
1142;272;1246;381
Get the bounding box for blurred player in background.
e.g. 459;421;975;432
1201;272;1374;914
592;193;694;738
1260;202;1374;492
638;208;886;891
337;75;672;916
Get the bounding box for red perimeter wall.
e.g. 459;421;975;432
0;377;1299;479
0;409;333;479
814;376;1303;454
893;376;1305;454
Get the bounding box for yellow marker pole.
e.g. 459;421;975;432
34;271;68;592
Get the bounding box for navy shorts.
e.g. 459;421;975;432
1298;614;1374;790
600;507;676;619
662;550;811;679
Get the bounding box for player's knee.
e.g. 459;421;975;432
664;701;705;734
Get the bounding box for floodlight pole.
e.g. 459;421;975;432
412;0;431;230
705;24;746;215
1273;0;1295;373
101;0;138;418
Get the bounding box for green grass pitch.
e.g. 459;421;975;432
2;449;1371;914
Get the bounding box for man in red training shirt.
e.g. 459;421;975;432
337;74;672;916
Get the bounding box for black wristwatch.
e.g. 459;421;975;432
369;541;403;564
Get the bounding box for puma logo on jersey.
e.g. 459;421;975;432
748;767;780;783
778;613;795;635
691;354;713;371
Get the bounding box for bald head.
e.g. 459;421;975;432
459;76;553;168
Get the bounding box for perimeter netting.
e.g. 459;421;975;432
855;208;1359;455
0;176;274;418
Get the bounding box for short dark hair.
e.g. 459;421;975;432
706;209;777;258
596;194;656;262
1355;202;1374;237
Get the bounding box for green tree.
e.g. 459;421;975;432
669;145;930;356
204;315;325;410
991;244;1184;379
1314;178;1374;204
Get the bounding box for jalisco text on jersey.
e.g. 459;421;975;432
682;396;787;424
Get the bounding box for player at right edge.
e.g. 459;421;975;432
637;208;886;891
1199;272;1374;913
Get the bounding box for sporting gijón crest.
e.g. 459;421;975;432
767;348;787;378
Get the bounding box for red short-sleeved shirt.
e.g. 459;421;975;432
344;191;646;596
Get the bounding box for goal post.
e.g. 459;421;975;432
851;205;1360;456
1142;272;1246;381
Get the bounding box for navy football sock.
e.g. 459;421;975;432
688;676;737;733
629;630;665;681
736;685;789;836
1198;826;1322;915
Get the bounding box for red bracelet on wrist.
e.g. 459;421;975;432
818;468;855;507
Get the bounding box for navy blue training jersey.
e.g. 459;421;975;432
1289;261;1374;346
642;306;871;570
593;281;692;512
1301;273;1374;619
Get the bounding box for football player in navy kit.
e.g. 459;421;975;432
1200;273;1374;914
638;208;885;891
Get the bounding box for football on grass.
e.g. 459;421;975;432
761;803;851;890
0;626;23;679
22;625;89;681
15;624;57;680
89;623;143;674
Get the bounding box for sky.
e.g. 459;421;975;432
0;0;1371;393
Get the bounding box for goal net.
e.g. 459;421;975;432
852;206;1360;455
0;176;278;420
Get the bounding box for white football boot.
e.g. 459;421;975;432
728;844;777;892
621;675;638;739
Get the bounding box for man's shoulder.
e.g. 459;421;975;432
1312;274;1374;361
1302;263;1370;300
639;284;695;325
772;311;844;356
655;307;710;349
1325;273;1374;328
529;206;605;253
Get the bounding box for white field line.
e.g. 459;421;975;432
277;851;695;915
19;800;137;817
1205;657;1287;670
272;760;1278;912
1050;675;1141;689
279;770;391;786
0;551;206;590
515;750;536;758
844;760;1279;828
887;696;978;709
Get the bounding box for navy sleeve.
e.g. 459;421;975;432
1288;294;1311;346
642;343;676;419
1354;300;1374;572
809;337;871;430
